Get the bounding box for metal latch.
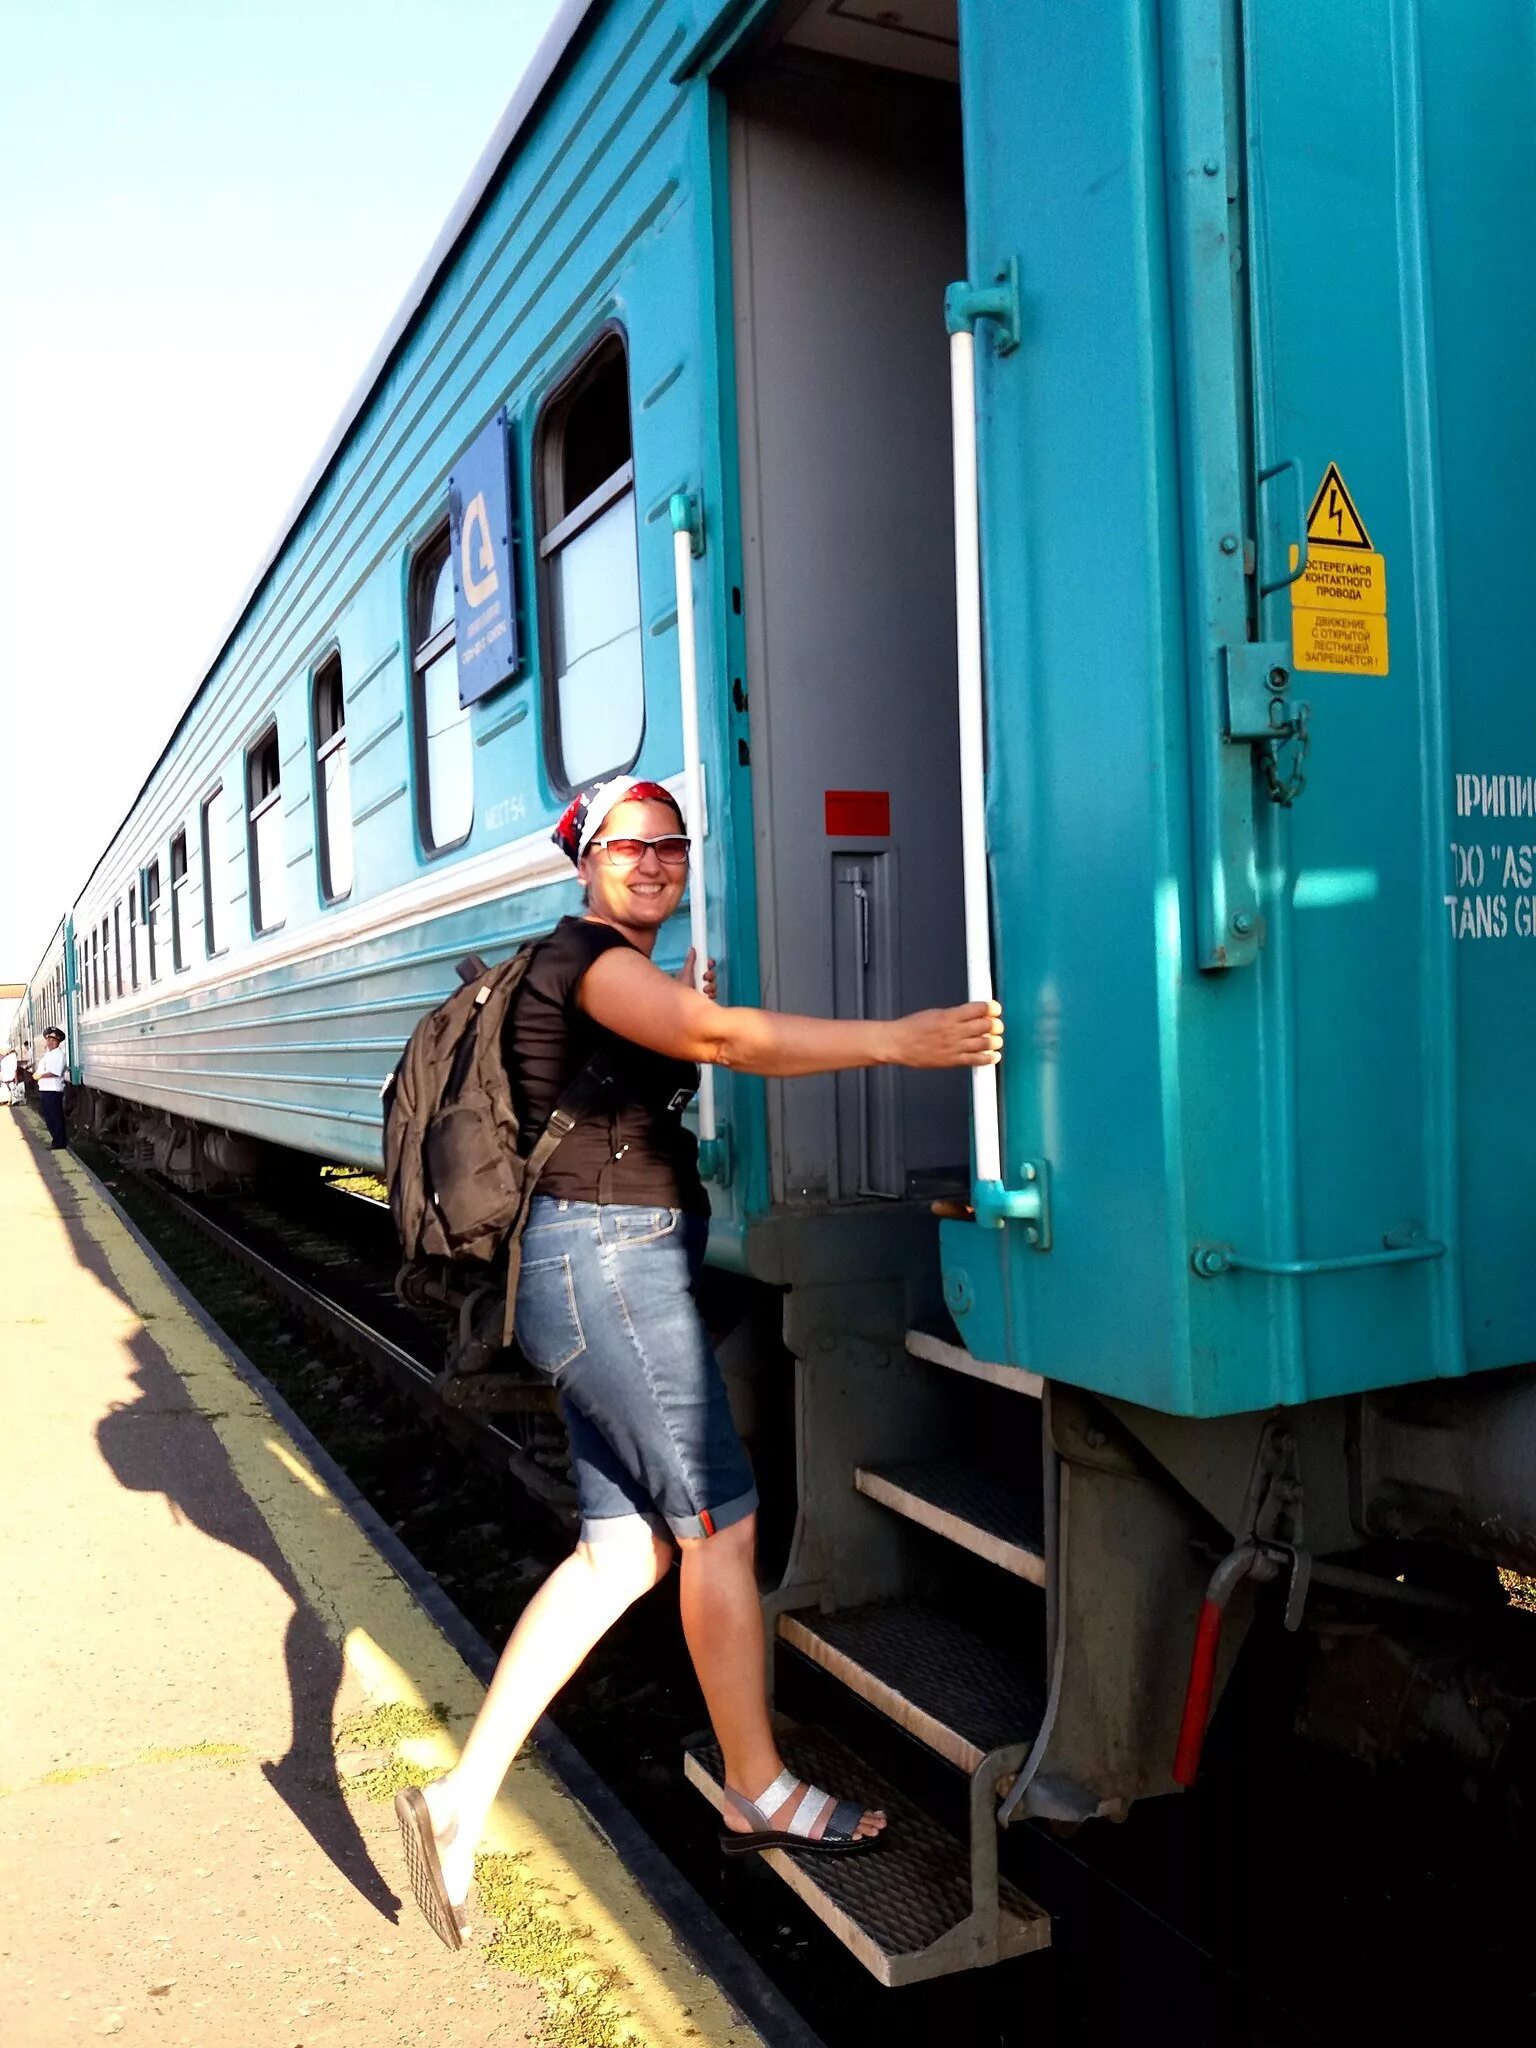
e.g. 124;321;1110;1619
1224;641;1310;812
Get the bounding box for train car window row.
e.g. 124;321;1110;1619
537;334;643;792
247;728;287;935
313;655;352;902
92;341;646;974
410;536;473;853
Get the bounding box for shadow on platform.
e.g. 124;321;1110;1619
19;1112;401;1923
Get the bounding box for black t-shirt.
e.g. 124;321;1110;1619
503;916;707;1213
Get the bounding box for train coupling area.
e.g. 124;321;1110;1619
0;1109;775;2048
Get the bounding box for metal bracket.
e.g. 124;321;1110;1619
697;1123;734;1188
1246;1417;1309;1629
668;489;704;558
944;258;1022;354
973;1158;1052;1247
1224;640;1291;740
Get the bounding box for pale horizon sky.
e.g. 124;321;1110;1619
1;0;563;993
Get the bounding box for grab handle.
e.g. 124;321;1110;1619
1192;1232;1446;1279
945;273;1048;1243
669;492;728;1183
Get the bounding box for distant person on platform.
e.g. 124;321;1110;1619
1;1045;19;1107
36;1028;68;1148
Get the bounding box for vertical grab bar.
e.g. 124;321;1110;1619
948;326;1003;1193
669;494;720;1166
945;269;1049;1243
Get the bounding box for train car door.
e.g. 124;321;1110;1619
725;13;971;1210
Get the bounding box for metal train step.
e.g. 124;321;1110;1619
778;1601;1046;1774
904;1321;1044;1398
855;1455;1047;1584
684;1726;1050;1988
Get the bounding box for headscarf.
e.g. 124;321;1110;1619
551;778;684;866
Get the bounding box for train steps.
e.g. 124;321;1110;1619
687;1319;1053;1987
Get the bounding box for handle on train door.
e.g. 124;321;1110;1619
669;491;731;1187
945;269;1048;1243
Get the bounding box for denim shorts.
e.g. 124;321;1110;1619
514;1197;758;1545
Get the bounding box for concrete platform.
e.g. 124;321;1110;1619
0;1110;771;2048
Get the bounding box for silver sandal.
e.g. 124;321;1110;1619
719;1766;883;1857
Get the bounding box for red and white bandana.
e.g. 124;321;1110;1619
551;778;684;865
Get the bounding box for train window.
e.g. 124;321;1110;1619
536;334;644;791
201;786;228;956
313;655;353;901
247;728;287;933
144;860;162;981
93;928;101;1007
410;535;473;851
113;904;122;996
100;919;110;1003
128;884;139;988
170;831;189;971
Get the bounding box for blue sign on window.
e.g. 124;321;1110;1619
448;409;519;706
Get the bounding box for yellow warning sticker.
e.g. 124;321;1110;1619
1290;463;1389;676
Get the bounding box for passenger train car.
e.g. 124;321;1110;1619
23;0;1536;1987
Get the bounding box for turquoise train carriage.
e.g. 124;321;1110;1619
27;0;1536;1987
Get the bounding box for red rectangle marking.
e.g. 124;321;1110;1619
824;789;891;837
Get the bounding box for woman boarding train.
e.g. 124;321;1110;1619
395;776;1003;1948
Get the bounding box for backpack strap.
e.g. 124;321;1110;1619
496;1053;615;1349
522;1053;615;1186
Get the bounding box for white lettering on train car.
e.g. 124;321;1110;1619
1443;773;1536;940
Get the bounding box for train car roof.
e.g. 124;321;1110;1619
75;0;602;912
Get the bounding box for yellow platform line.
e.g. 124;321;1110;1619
47;1139;764;2048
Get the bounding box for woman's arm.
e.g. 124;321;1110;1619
578;944;1002;1077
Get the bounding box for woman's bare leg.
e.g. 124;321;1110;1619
677;1515;884;1841
422;1523;673;1906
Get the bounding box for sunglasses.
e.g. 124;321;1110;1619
588;834;692;869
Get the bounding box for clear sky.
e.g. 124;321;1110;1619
0;0;563;988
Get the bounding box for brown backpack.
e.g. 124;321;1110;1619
382;942;610;1378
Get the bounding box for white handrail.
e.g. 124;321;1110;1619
948;326;1002;1188
672;520;717;1146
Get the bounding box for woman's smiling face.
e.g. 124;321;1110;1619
578;796;688;941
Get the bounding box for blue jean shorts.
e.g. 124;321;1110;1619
514;1197;758;1545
